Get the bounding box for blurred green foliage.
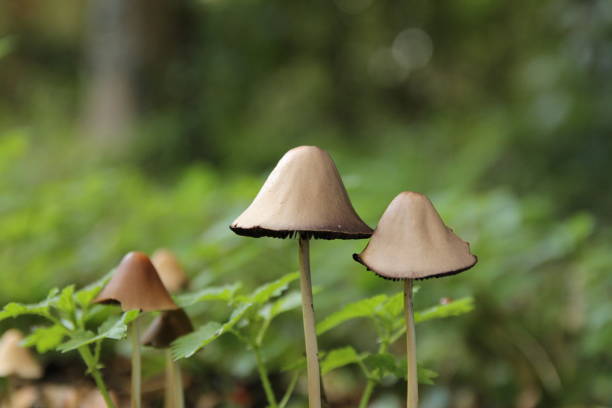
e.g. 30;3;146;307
1;0;611;406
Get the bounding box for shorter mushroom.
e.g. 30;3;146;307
94;251;178;408
152;249;189;293
353;192;477;408
141;308;194;408
0;329;43;405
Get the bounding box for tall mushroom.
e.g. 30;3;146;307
353;192;477;408
141;308;193;408
0;329;42;405
94;251;178;408
230;146;372;407
152;249;189;293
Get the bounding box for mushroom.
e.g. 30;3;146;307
94;251;178;408
230;146;372;407
353;192;477;408
141;308;194;408
152;249;189;293
0;329;42;406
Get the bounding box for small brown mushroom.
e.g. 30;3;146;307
0;329;43;407
95;252;178;408
141;309;193;349
152;249;189;293
353;192;477;408
0;329;43;380
230;146;372;408
142;309;193;408
94;251;178;312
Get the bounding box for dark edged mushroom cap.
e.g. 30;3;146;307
230;146;373;240
141;308;194;349
353;192;477;280
151;249;189;293
94;252;179;312
0;329;43;379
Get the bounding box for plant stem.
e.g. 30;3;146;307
404;279;418;408
254;345;278;408
130;318;142;408
78;345;117;408
357;338;389;408
298;236;322;408
358;381;375;408
279;371;299;408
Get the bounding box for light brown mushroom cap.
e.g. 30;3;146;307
0;329;43;379
353;192;477;280
151;249;189;293
141;308;194;349
230;146;373;240
94;252;179;312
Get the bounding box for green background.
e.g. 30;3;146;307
1;0;611;406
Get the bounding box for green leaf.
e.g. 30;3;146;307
57;310;139;352
56;285;76;313
415;297;474;323
364;352;401;379
75;278;108;308
317;294;389;335
22;325;66;353
246;272;299;304
418;367;438;385
259;290;302;320
171;321;223;359
321;346;363;374
0;301;52;321
175;282;242;308
172;302;254;359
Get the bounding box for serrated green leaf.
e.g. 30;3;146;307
172;302;253;359
321;346;363;374
171;321;223;359
317;294;389;335
418;367;438;385
75;279;107;308
395;358;439;384
246;272;299;304
0;301;52;321
175;282;242;308
56;285;76;313
259;290;302;320
364;352;401;379
22;325;66;353
57;310;139;352
415;297;474;323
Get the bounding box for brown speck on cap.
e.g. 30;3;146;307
151;249;189;293
0;329;43;379
94;252;179;312
230;146;373;240
353;192;477;280
141;308;194;349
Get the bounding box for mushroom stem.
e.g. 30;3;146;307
173;359;185;408
164;349;174;408
298;236;322;408
130;318;142;408
404;279;418;408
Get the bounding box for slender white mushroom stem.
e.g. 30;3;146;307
174;359;185;408
130;317;142;408
165;349;174;408
298;236;322;408
404;279;418;408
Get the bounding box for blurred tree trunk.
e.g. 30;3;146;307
82;0;139;151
